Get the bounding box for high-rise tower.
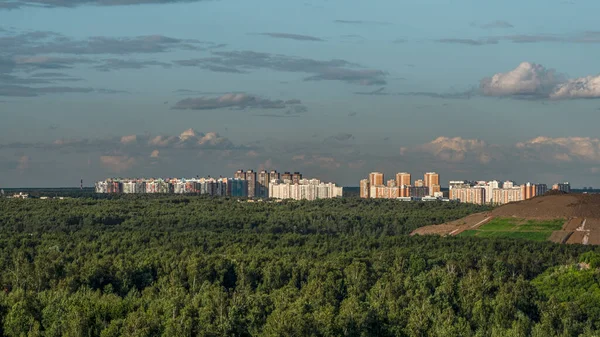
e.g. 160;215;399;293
246;170;257;198
369;172;384;187
396;172;411;187
424;172;440;196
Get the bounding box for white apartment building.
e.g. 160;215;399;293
269;179;343;201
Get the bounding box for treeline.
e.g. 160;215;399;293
0;197;490;236
0;197;599;336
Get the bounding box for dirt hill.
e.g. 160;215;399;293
491;194;600;219
411;194;600;245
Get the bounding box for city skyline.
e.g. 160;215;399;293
2;0;600;187
94;169;343;200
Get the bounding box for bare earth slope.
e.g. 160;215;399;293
491;194;600;219
411;194;600;245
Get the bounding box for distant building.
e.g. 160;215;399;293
484;180;500;204
230;178;248;197
521;182;547;200
234;170;246;180
396;172;411;187
292;172;302;185
281;172;292;183
492;187;522;205
409;186;430;198
424;172;440;196
360;179;370;198
257;170;269;198
449;180;471;189
370;185;400;199
369;172;384;187
414;179;424;187
246;170;257;198
553;182;571;193
269;179;342;201
450;187;485;205
269;170;280;182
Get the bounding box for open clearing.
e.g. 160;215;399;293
411;194;600;245
456;218;563;241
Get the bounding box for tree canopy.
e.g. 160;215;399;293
0;196;598;336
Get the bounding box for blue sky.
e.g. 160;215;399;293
1;0;600;187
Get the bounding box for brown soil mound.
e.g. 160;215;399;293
566;231;586;244
492;194;600;219
588;232;600;245
564;218;584;231
549;231;573;244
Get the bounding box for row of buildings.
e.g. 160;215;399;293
233;170;303;198
360;172;442;199
269;179;343;200
359;170;572;205
95;170;343;201
449;180;571;205
95;177;249;196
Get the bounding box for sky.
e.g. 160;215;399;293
1;0;600;188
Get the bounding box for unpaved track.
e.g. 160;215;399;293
411;212;491;236
564;218;584;231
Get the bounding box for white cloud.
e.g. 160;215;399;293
120;135;137;144
516;136;600;161
480;62;563;97
481;62;600;99
550;74;600;99
146;129;233;149
419;137;493;164
150;150;159;158
100;155;136;173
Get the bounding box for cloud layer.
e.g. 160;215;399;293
257;33;323;42
1;0;206;9
175;50;387;85
172;93;303;110
3;132;600;186
480;62;600;99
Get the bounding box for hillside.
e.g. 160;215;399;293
412;194;600;245
491;194;600;219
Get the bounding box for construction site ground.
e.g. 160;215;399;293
411;194;600;245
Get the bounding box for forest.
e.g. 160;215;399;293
0;196;599;336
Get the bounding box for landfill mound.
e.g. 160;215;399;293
491;194;600;219
411;194;600;245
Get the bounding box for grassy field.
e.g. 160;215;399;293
458;218;564;242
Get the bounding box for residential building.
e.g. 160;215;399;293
492;187;522;205
234;170;246;180
269;179;342;201
450;187;486;205
553;182;571;193
231;178;248;197
292;172;302;184
246;170;257;198
396;172;411;187
269;170;280;182
258;170;270;198
424;172;440;196
360;179;370;198
369;172;384;187
409;186;429;198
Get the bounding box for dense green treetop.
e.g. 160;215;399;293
0;197;598;336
